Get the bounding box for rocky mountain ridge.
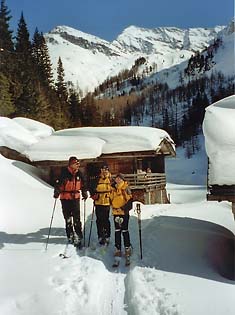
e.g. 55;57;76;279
45;23;229;93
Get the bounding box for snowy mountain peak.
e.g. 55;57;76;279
49;25;110;45
45;22;231;93
114;24;225;54
222;19;235;35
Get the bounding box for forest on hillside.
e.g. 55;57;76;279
0;0;234;155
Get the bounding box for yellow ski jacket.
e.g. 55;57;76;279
111;181;132;215
94;173;112;206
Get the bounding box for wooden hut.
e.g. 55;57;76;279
207;183;235;218
0;126;176;205
35;137;175;204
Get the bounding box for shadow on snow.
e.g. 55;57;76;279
0;214;234;282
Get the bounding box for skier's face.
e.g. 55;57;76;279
115;176;123;184
100;167;109;177
70;160;80;170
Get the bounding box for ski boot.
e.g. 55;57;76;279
68;233;74;244
125;246;132;266
73;234;82;250
112;248;122;267
98;237;106;246
99;236;110;246
105;237;110;246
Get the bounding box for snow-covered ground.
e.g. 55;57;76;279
0;139;234;314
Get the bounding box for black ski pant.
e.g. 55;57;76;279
95;205;111;239
61;199;82;240
114;214;130;250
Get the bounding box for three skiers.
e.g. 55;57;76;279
53;160;134;264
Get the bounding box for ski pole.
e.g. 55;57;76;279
136;203;143;259
88;202;95;247
45;198;57;251
83;199;86;247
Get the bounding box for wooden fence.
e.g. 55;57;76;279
124;172;166;190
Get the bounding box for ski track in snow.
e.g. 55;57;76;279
48;243;180;315
50;245;128;315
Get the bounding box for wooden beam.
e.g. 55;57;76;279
207;194;235;203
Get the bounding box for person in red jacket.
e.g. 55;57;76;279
54;156;88;248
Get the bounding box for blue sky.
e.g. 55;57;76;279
6;0;233;41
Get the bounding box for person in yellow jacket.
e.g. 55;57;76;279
90;164;112;245
110;173;133;259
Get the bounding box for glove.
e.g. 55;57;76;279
91;194;99;200
82;191;88;200
53;189;60;199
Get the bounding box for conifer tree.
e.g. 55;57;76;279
56;57;68;101
80;93;101;126
0;73;15;116
68;90;82;126
0;0;14;75
53;57;70;129
15;13;32;56
32;28;54;87
0;0;13;51
14;12;38;117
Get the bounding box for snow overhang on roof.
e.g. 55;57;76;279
203;94;235;185
24;126;175;162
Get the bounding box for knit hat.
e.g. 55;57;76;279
68;156;79;165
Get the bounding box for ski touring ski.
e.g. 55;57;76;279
59;241;71;259
112;255;131;268
59;238;83;258
89;238;110;251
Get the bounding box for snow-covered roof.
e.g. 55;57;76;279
0;118;175;162
202;94;235;185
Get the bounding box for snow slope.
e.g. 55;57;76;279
0;141;234;315
45;24;227;93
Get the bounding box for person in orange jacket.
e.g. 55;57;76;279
54;156;88;248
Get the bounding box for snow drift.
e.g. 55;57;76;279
203;94;235;185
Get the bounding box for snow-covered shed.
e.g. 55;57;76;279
0;119;175;204
202;94;235;218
